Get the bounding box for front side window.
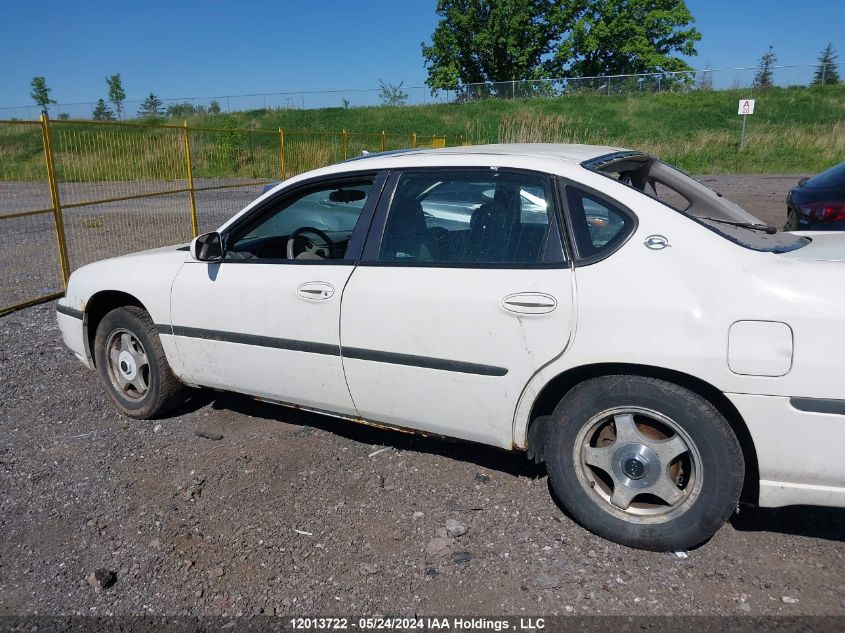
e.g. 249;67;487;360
225;179;373;261
377;170;561;265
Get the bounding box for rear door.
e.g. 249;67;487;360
339;168;574;448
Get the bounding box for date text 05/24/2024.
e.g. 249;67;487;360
289;617;546;631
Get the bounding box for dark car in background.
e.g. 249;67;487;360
785;161;845;231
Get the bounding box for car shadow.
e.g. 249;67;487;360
730;505;845;542
185;391;845;543
207;391;547;480
547;479;845;547
166;388;217;417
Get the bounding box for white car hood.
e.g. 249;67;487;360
110;243;190;260
781;232;845;262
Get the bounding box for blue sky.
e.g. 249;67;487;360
1;0;842;108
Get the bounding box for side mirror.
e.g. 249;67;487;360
190;232;223;262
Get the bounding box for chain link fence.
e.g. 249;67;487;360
1;64;842;119
0;118;451;314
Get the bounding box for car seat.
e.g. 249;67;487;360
467;187;522;262
380;196;438;261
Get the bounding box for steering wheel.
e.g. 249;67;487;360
286;226;339;260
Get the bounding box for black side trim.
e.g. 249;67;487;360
171;325;340;356
56;304;83;319
168;325;508;376
358;260;568;270
790;397;845;415
343;346;508;376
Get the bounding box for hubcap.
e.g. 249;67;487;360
622;453;647;480
573;407;702;523
105;329;150;402
118;351;137;380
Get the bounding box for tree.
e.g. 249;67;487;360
30;76;56;115
106;73;126;119
421;0;701;93
92;98;115;121
422;0;559;93
165;102;195;118
379;80;409;106
813;44;840;85
550;0;701;78
753;46;777;89
58;112;70;120
209;99;221;115
137;92;164;118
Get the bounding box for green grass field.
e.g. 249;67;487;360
2;85;843;183
190;84;845;174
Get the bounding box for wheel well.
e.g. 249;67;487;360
526;362;759;503
84;291;146;367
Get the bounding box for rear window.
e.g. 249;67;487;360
806;161;845;190
583;152;809;254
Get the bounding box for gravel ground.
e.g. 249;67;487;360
1;302;844;618
698;174;798;228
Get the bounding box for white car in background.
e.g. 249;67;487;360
57;144;845;551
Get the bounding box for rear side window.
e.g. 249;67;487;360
565;186;634;260
377;170;564;265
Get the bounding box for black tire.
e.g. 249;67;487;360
94;306;186;419
544;375;743;551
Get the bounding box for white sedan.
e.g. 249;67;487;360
56;144;845;551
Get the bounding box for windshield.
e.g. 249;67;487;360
583;152;809;253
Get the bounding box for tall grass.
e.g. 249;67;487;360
494;112;601;145
201;84;844;173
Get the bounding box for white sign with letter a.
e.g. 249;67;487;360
738;99;755;115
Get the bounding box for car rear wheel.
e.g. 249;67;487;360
544;375;744;551
94;306;186;419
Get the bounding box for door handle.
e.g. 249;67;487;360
297;281;335;301
502;292;557;315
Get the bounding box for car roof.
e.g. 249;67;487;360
346;143;627;165
275;143;634;187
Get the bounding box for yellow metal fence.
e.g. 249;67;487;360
0;116;456;315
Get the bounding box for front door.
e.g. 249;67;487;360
170;173;383;416
340;168;574;448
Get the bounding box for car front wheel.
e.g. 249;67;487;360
544;375;744;551
94;306;186;419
